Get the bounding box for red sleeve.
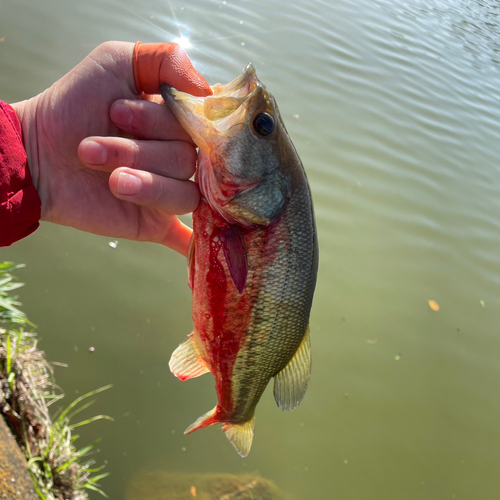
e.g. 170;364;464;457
0;101;41;246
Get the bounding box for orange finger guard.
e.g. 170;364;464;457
133;41;212;97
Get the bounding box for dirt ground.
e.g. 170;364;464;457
0;416;38;500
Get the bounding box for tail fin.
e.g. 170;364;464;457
222;415;255;457
184;406;218;435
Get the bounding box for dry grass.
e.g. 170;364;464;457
0;262;111;500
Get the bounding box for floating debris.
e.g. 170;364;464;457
366;339;378;345
51;361;69;368
428;300;440;311
395;354;401;361
109;240;118;249
0;37;5;42
480;299;485;308
190;485;197;497
293;114;300;119
89;347;95;353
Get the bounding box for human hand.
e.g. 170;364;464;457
12;41;212;256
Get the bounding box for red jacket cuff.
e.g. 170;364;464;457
0;101;41;246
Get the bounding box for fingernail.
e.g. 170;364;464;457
117;172;141;196
111;102;133;127
81;140;106;164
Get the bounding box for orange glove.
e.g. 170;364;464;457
133;41;212;97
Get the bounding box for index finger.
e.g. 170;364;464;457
110;99;195;144
133;42;212;96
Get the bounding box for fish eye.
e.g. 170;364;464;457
252;112;275;137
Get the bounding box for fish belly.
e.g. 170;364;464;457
191;199;265;423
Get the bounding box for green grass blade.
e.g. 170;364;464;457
69;415;114;430
66;399;96;420
57;384;113;423
6;333;11;374
84;472;110;485
83;484;109;498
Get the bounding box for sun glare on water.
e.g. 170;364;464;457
173;35;191;49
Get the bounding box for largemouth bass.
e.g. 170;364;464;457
162;64;318;457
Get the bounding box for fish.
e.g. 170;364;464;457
161;64;318;457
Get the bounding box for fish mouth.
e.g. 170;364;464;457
161;63;266;151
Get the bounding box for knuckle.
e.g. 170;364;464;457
129;141;142;169
93;41;114;59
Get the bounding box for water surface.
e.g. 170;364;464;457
2;0;500;498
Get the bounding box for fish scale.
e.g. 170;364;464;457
234;177;317;405
163;63;318;456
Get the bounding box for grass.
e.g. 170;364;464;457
0;262;112;500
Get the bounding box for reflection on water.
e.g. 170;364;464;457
2;0;500;498
126;472;287;500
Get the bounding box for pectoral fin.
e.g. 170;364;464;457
273;328;311;411
222;415;255;457
169;332;209;381
221;224;247;293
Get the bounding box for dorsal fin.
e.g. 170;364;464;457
273;328;311;411
222;415;255;457
169;333;209;381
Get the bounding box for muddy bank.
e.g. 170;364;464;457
0;263;109;500
0;416;38;500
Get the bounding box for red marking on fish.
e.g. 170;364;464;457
192;200;275;419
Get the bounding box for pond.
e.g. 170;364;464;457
2;0;500;498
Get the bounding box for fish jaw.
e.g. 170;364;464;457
160;63;259;154
161;65;291;227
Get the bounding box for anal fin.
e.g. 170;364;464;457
222;415;255;457
169;332;209;381
184;406;218;434
273;327;311;411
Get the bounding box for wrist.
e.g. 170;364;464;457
11;98;39;191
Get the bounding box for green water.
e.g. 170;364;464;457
2;0;500;498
